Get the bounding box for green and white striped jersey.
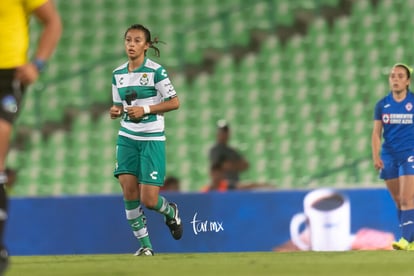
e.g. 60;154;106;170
112;57;177;141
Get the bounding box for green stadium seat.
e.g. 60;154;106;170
203;21;227;50
227;11;250;47
245;1;273;30
321;0;340;7
271;1;295;26
349;0;373;20
11;0;391;195
182;31;204;65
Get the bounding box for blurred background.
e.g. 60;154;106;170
6;0;410;196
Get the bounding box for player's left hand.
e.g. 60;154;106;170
125;106;144;120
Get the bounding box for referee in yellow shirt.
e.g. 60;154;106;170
0;0;61;273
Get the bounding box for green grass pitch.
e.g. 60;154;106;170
6;251;413;276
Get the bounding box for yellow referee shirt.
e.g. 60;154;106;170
0;0;47;69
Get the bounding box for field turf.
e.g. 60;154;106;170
6;251;413;276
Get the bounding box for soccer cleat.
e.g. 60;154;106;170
392;237;409;250
134;247;154;256
165;203;183;240
407;241;414;251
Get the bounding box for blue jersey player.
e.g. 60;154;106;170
372;63;414;250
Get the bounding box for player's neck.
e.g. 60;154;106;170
392;89;408;102
128;56;145;72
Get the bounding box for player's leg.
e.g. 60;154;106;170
0;69;23;272
0;120;11;257
385;178;401;219
140;184;183;240
380;157;407;249
382;156;401;222
398;174;414;249
118;174;153;255
114;136;152;255
386;179;407;249
0;120;11;181
139;141;183;240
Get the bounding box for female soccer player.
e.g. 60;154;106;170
372;63;414;250
109;24;182;256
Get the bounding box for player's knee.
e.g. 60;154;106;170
400;197;414;209
393;195;401;206
120;184;139;200
141;197;158;209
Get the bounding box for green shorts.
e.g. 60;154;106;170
114;135;166;186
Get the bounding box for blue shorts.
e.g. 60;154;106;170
380;150;414;180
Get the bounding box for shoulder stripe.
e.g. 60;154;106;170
113;62;128;73
144;58;162;70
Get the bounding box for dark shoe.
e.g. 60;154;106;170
0;248;9;275
165;203;183;240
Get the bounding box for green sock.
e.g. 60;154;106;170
151;196;175;220
124;199;152;249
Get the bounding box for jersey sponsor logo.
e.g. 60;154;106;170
382;113;413;124
119;77;124;85
164;82;175;95
382;114;390;123
124;90;138;105
406;102;413;111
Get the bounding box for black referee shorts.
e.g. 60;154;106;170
0;69;25;124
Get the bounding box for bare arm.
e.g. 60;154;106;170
33;0;63;61
15;0;62;85
371;120;384;170
126;96;180;120
148;96;180;114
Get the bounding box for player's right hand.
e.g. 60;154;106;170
373;157;384;171
110;106;122;119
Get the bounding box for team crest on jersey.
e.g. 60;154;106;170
406;102;413;111
139;73;149;85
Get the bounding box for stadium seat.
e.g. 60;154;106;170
12;0;394;195
271;1;295;26
245;1;273;30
